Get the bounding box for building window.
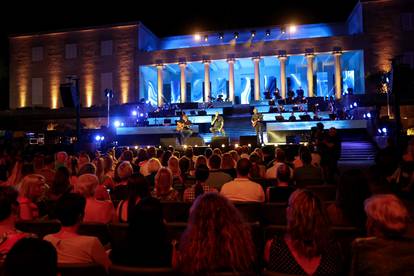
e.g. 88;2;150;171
101;40;113;56
31;47;43;62
32;78;43;105
403;52;414;69
65;44;78;59
401;13;413;31
101;72;113;99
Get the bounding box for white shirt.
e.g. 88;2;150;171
265;162;293;179
220;178;265;202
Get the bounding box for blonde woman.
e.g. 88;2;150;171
18;174;47;220
152;168;179;201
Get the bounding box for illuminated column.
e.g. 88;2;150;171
306;53;315;97
333;50;343;100
278;55;287;99
203;60;211;102
179;62;187;103
253;57;261;101
227;58;235;103
157;64;164;107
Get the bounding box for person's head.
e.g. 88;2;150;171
236;158;252;177
179;193;256;274
287;189;331;258
44;155;55;168
300;148;312;165
184;147;194;159
215;111;219;117
78;152;90;168
336;169;370;227
0;186;19;223
328;127;337;137
222;153;236;169
147;158;162;174
103;155;113;173
249;152;261;164
120;150;133;162
51;166;71;196
204;148;213;159
77;162;96;176
117;161;133;181
275;148;286;162
195;164;209;183
55;193;86;226
179;156;191;176
195;155;207;169
70;156;78;176
182;114;188;121
147;147;156;159
137;148;148;163
19;174;46;200
253;108;258;114
277;163;291;183
75;173;99;198
168;156;181;176
4;238;57;276
161;151;172;167
154;167;173;196
364;194;410;238
316;122;324;131
56;151;68;164
213;148;222;156
126;173;150;222
208;154;221;170
229;150;239;163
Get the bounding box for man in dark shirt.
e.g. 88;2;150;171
210;112;225;136
177;114;192;145
251;108;264;144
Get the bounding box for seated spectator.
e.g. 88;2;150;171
249;152;266;179
55;151;68;170
266;163;295;202
48;166;72;201
151;168;179;201
204;148;213;159
168;156;183;189
178;156;191;181
37;155;55;187
229;150;240;164
264;189;343;275
175;192;256;274
145;158;162;187
18;174;47;220
160;150;172;167
351;194;414;275
136;148;149;176
189;155;208;176
293;144;321;168
221;152;237;178
116;173;150;223
205;154;232;191
77;152;90;170
221;158;265;202
0;187;34;260
184;164;217;202
3;238;57;276
293;149;324;187
112;161;133;200
75;174;115;224
327;169;370;229
112;197;172;266
266;148;293;179
77;162;96;176
69;156;79;186
44;193;111;270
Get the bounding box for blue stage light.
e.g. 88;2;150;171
367;112;371;118
140;113;144;117
382;127;387;134
132;110;137;116
100;136;105;141
377;129;382;134
353;102;357;107
363;114;366;118
95;135;101;141
349;104;353;109
114;121;121;128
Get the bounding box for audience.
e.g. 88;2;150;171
183;164;217;202
293;148;324;187
175;192;256;274
266;163;295;202
205;154;232;191
351;194;414;275
264;189;343;275
266;148;293;179
221;158;265;202
18;174;47;220
221;152;237;178
48;166;72;201
44;193;111;270
145;158;162;187
152;167;179;201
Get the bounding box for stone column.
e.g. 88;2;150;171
278;55;287;99
227;58;235;103
253;57;261;101
333;51;343;100
306;53;315;97
156;64;163;107
203;60;211;102
179;62;186;103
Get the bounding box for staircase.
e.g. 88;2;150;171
339;139;377;162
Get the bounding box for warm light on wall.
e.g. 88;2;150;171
17;67;28;107
85;74;94;107
120;77;129;103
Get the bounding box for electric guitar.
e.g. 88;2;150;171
176;121;185;131
252;117;262;127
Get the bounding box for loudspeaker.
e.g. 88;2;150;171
60;84;76;108
210;136;230;149
240;136;258;147
186;137;205;147
160;138;179;148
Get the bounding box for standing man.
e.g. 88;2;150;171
210;112;225;136
251;108;264;144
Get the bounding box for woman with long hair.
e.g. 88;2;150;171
221;153;237;178
18;174;47;220
175;192;256;274
116;173;150;223
151;168;179;201
264;189;342;275
49;166;72;201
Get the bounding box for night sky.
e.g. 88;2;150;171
0;0;359;108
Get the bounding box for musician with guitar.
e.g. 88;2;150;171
176;113;193;145
251;108;264;144
210;112;225;136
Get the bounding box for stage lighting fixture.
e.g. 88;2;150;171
353;102;357;107
95;135;101;141
265;29;271;36
219;33;224;40
132;110;137;116
377;129;382;134
382;127;387;134
134;146;139;150
221;144;225;148
367;112;371;118
289;25;297;33
363;114;366;118
234;32;239;39
281;27;286;34
204;35;208;42
114;120;121;128
349;104;353;109
194;34;201;41
248;143;252;147
251;30;256;37
100;136;105;141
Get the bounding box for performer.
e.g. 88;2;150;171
176;113;193;145
210;112;225;136
251;108;264;144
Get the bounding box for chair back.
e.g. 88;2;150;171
58;263;107;276
161;202;191;222
234;202;262;223
108;265;175;275
261;203;287;225
15;220;61;238
78;222;110;245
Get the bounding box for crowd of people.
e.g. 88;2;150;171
0;131;413;275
